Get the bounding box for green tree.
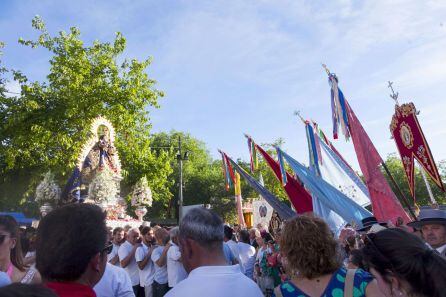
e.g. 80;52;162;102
149;131;227;217
0;42;6;95
0;17;171;214
383;153;446;207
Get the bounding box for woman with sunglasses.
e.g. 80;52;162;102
363;228;446;297
0;215;41;284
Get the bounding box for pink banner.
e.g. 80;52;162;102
347;102;410;223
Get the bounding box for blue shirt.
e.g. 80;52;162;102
0;271;11;288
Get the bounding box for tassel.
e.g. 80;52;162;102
246;135;258;173
329;73;350;140
276;147;288;185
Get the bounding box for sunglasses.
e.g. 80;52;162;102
101;242;113;255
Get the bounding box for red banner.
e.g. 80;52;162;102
390;103;445;198
254;144;313;214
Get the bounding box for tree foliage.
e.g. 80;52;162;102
0;16;170;214
383;153;446;207
149;131;228;217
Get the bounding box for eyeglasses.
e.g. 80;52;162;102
101;242;113;255
0;234;9;245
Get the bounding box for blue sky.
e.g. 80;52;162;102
1;0;446;171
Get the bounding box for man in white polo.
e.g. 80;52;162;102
136;226;156;297
109;227;125;266
151;228;170;297
94;262;134;297
119;227;142;296
165;208;262;297
166;227;187;289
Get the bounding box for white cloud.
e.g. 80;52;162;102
3;80;21;98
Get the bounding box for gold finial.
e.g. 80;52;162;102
322;63;331;75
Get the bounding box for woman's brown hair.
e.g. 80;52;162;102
0;215;27;271
280;215;341;279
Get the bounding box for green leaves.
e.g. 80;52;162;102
382;153;446;206
0;17;165;214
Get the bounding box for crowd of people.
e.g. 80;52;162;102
0;203;445;297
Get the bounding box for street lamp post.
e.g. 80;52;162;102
177;136;188;223
148;137;188;222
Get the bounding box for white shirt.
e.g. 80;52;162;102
437;243;446;254
226;240;239;260
237;242;256;278
135;243;155;287
108;243;120;265
165;265;263;297
94;263;135;297
167;243;187;287
118;241;140;286
151;245;168;284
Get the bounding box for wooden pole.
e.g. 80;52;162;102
381;162;417;220
418;162;438;207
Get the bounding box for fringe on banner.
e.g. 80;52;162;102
246;135;258;173
276;147;288;186
306;122;322;176
219;150;233;190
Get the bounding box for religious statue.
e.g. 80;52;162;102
63;116;122;207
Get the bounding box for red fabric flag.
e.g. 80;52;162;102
390;103;445;198
346;102;410;223
255;144;313;214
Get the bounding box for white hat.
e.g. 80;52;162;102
367;224;387;234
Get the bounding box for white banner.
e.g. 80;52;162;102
252;199;273;230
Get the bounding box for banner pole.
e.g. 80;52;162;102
418;161;438;207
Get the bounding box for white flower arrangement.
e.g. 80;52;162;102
35;171;61;204
131;176;153;207
88;168;119;204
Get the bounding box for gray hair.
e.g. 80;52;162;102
170;226;180;238
249;227;261;237
180;207;224;248
128;227;140;235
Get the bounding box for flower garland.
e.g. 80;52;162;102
88;168;119;204
35;171;61;204
131;176;153;207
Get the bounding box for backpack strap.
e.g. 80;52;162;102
344;269;357;297
274;285;284;297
